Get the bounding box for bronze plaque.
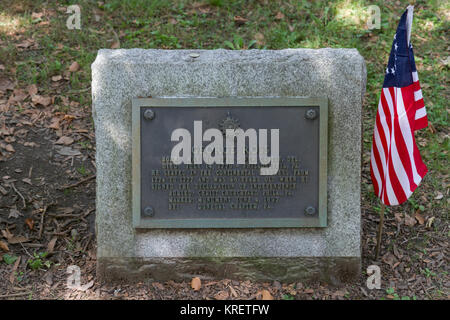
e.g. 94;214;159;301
132;97;327;228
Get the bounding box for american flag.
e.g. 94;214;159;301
370;6;428;206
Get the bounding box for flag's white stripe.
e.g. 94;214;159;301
374;128;387;195
395;88;422;185
387;89;414;197
381;89;393;146
382;88;399;205
374;123;387;171
370;146;383;197
412;71;419;82
415;106;427;120
371;121;386;197
384;165;399;205
414;89;423;101
375;95;391;170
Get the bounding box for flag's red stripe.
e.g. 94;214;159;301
387;149;407;204
371;134;382;196
414;116;428;130
380;89;394;199
394;86;418;193
372;103;389;197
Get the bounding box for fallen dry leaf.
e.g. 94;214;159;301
0;186;8;195
0;77;14;92
27;84;38;96
426;216;435;228
32;94;52;107
382;252;397;268
229;285;238;298
152;282;164;290
434;192;443;200
48;117;60;130
47;237;57;253
0;240;9;252
415;212;425;225
10;89;28;103
333;290;345;297
55;136;74;145
111;40;120;49
168;18;178;25
31;12;44;19
1;229;13;240
78;280;94;292
261;289;273;300
254;32;265;45
404;213;416;227
9;256;21;284
16;39;35;49
8;208;21;219
55;146;81;156
51;75;62;82
25;218;34;230
5;144;15;152
191;277;201;291
275;12;285;20
234;16;248;26
214;290;229;300
69;61;80;72
394;212;403;223
7;235;29;244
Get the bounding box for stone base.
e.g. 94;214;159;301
97;257;360;285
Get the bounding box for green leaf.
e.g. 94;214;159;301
223;40;235;50
3;254;18;265
386;287;395;295
28;258;43;270
247;40;257;49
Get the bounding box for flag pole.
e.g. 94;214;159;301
375;203;386;260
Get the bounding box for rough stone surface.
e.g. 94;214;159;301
92;49;366;282
97;257;360;284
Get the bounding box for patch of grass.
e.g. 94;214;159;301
422;267;437;278
77;165;88;176
27;251;51;270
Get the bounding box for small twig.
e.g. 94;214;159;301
67;87;91;93
0;292;32;298
419;282;433;299
10;182;26;209
82;208;95;218
19;242;34;259
38;203;53;239
21;243;45;248
58;175;96;190
82;234;92;252
375;203;386;260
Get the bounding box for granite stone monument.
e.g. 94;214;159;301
92;48;366;283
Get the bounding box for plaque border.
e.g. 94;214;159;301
132;97;328;229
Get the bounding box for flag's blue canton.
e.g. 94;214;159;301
383;10;417;88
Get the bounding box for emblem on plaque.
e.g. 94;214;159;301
219;112;240;134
